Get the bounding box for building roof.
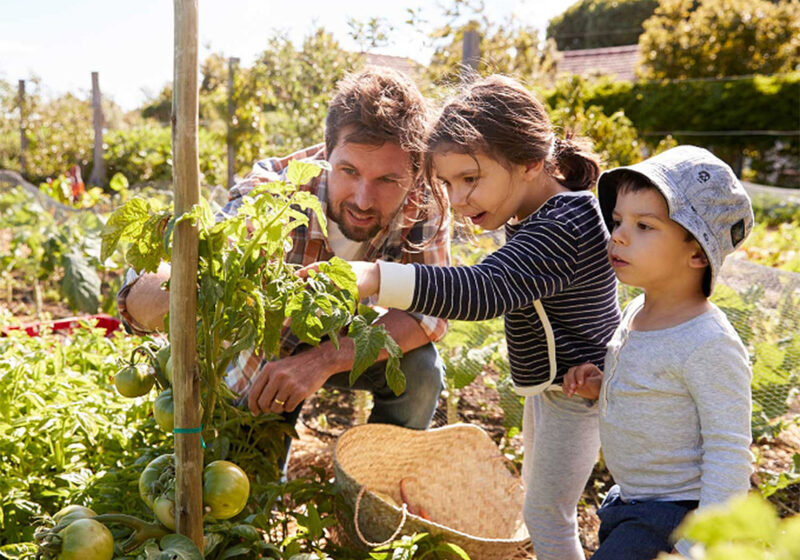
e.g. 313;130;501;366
363;53;423;78
556;44;640;81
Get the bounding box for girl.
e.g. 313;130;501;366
314;75;621;560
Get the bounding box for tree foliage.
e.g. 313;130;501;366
547;0;659;50
425;19;559;86
638;0;800;79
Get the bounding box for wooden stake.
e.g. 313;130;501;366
171;0;203;548
89;72;107;186
227;57;239;189
18;80;27;176
461;29;480;83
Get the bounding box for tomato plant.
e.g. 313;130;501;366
100;159;405;434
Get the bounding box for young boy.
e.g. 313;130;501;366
563;146;754;559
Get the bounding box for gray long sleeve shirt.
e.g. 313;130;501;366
599;295;753;508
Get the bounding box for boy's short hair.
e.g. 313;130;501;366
597;146;754;297
614;172;697;245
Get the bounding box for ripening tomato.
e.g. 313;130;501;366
153;495;176;530
202;460;250;519
139;454;174;509
53;505;96;526
156;346;172;385
153;388;175;433
114;364;155;398
56;518;113;560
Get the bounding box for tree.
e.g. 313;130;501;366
547;0;659;51
425;20;559;86
638;0;800;79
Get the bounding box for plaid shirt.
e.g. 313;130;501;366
119;144;451;396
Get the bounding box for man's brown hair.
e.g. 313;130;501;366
325;67;429;173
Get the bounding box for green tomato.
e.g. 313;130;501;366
203;460;250;520
53;505;96;526
153;495;176;530
156;345;172;385
153;388;175;433
56;518;113;560
139;454;174;509
114;364;155;398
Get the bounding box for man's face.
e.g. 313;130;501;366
326;131;413;242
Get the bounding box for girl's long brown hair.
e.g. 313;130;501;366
424;75;601;215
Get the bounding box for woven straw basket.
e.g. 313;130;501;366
333;423;530;559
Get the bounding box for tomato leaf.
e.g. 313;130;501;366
61;252;101;313
157;534;204;560
100;197;151;262
286;160;323;188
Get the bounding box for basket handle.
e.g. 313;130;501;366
354;485;408;548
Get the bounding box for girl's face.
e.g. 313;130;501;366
432;150;531;230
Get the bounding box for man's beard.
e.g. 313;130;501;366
327;202;383;242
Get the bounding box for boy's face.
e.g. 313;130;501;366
608;188;706;293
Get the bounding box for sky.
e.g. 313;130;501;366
0;0;576;111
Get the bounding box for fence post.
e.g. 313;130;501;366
89;72;107;186
227;57;239;189
18;80;27;176
172;0;204;548
461;28;480;82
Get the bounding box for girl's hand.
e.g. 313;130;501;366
563;363;603;400
297;261;381;299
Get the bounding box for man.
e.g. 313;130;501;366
118;68;450;449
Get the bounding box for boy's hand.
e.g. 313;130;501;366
563;363;603;400
297;261;380;299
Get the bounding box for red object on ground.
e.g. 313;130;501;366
1;314;121;338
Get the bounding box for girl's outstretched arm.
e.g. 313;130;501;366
374;218;582;321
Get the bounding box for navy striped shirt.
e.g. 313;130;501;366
409;192;621;392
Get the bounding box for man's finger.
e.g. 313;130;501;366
270;391;290;414
296;262;322;279
248;366;271;415
258;376;280;415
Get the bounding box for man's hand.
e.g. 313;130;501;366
563;363;603;400
298;261;381;299
246;350;336;415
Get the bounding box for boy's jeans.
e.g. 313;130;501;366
592;485;698;560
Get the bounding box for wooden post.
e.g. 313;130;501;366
461;29;480;82
18;80;27;176
89;72;107;186
172;0;203;548
226;57;239;189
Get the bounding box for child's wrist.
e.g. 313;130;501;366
375;261;415;310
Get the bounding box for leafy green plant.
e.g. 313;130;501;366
658;493;800;560
0;326;164;545
100;158;404;437
0;186;111;315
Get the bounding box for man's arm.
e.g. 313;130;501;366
247;308;431;415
